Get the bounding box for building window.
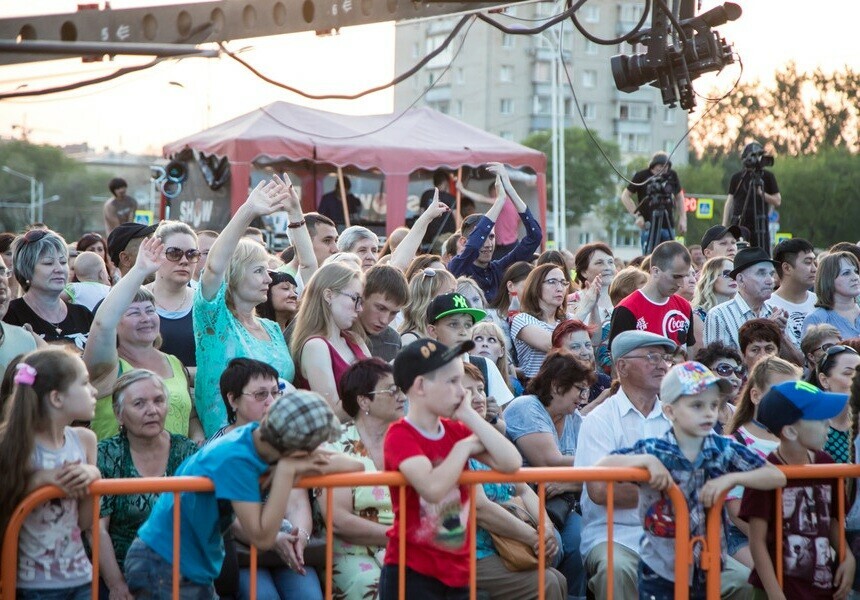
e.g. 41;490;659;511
452;100;463;117
582;4;600;22
663;139;675;153
618;133;651;153
431;101;450;114
620;3;646;24
533;95;551;115
502;33;514;48
582;69;597;88
426;34;452;68
618;103;650;121
663;108;675;124
500;65;514;83
412;42;420;58
582;102;596;120
500;98;514;115
584;40;598;55
579;231;593;244
533;61;551;82
455;68;465;85
499;130;513;140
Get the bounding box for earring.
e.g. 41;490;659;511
365;409;370;416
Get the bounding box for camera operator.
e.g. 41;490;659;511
723;142;781;252
621;151;686;255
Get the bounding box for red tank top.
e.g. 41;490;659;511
294;334;368;393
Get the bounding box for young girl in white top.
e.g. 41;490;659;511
0;348;100;599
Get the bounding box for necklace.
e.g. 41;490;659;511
155;288;190;312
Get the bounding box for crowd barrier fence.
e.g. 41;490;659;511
1;466;703;600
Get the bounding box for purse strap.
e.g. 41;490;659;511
502;496;538;529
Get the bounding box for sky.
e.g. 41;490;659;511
0;0;856;154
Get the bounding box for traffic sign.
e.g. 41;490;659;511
696;198;714;220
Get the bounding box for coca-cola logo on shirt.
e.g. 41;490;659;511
663;310;690;339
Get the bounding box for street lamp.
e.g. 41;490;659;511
1;165;38;223
541;3;567;250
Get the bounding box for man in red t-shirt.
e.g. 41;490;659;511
381;338;521;599
608;241;699;359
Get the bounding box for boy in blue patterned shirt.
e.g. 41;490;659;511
597;361;786;599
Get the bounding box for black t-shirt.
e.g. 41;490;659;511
626;168;681;222
728;169;779;229
419;188;458;247
3;298;93;351
317;191;362;226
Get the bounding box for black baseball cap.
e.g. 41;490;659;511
426;292;487;324
107;222;157;265
393;338;475;393
757;380;847;436
701;225;742;250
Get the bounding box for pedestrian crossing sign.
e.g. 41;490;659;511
695;198;713;220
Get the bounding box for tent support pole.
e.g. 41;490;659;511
455;167;463;230
336;167;351;228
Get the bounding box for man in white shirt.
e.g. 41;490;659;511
575;331;752;599
767;238;818;348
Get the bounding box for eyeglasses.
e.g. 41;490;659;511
816;344;859;372
336;290;363;309
368;384;403;397
713;363;745;377
543;278;567;288
816;342;839;354
623;352;673;366
573;384;590;400
240;388;284;402
164;247;201;263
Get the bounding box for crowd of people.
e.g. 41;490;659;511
1;162;859;600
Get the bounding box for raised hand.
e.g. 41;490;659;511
421;196;450;223
133;236;165;276
272;173;302;215
485;162;510;187
244;178;291;218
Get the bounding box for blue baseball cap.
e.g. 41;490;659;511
757;380;848;435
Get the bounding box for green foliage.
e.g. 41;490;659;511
674;161;729;245
690;63;859;161
521;128;621;226
0;140;109;239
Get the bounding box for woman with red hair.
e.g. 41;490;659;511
551;319;611;402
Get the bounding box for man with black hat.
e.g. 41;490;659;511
704;247;789;351
381;338;520;598
723;142;781;252
701;224;741;260
104;177;138;236
620;151;686;255
107;222;156;278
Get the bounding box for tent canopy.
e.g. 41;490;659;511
163;101;547;233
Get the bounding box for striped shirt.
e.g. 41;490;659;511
511;312;559;378
704;293;773;351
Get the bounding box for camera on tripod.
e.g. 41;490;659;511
646;174;674;201
742;151;774;170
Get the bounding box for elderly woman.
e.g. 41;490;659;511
503;350;596;598
96;369;198;600
511;263;570;378
318;358;402;599
337;225;379;272
3;229;93;351
85;236;201;442
142;221;200;373
551;319;611;402
803;251;860;339
290;262;370;420
463;362;567;600
195;175;306;437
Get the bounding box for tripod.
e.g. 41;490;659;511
734;169;770;254
641;195;675;255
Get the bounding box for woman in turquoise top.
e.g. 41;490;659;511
84;235;201;442
195;174;314;437
463;362;567;600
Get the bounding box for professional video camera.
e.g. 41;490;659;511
741;142;775;170
645;174;674;204
611;2;742;111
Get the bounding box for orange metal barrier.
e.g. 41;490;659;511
2;467;692;600
703;463;860;600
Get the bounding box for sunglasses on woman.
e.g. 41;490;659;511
712;363;745;377
164;247;201;263
816;344;859;372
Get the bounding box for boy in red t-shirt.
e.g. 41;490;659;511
740;380;855;600
380;338;521;599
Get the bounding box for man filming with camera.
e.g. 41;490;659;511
621;151;686;255
723;141;782;253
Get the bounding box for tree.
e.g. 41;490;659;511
689;63;859;161
0;140;108;238
674;161;728;246
521;128;621;227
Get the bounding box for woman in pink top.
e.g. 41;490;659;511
290;262;370;421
